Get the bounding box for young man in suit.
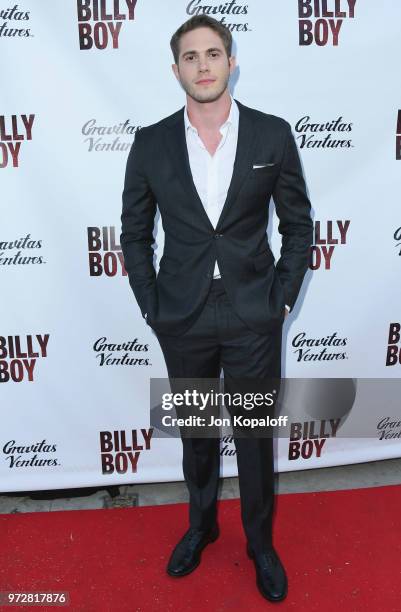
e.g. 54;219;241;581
121;15;313;603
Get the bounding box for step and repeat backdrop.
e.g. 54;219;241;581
1;1;401;492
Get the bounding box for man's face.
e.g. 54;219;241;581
172;27;235;103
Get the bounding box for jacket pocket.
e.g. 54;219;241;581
250;164;277;178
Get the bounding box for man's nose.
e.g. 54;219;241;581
198;56;210;72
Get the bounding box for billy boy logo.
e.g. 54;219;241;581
87;226;126;277
186;0;250;32
396;111;401;160
100;429;153;474
0;114;34;168
310;220;350;270
386;323;401;367
0;335;49;383
77;0;137;50
288;419;340;460
298;0;356;46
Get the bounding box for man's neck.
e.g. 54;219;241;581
186;90;232;132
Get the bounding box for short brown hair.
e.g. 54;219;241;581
170;16;233;64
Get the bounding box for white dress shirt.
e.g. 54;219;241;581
184;97;239;278
184;98;291;313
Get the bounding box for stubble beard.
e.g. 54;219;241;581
181;74;230;104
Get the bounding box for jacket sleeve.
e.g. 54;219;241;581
120;128;158;321
272;122;313;311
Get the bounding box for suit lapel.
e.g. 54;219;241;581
216;100;257;231
164;100;257;232
164;109;215;232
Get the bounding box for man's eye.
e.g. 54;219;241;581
209;52;219;58
185;55;195;61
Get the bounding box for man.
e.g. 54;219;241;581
121;15;313;603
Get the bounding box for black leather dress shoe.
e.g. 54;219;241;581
167;524;219;577
247;543;288;602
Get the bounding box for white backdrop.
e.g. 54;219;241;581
1;0;401;492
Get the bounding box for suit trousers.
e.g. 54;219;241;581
155;277;282;553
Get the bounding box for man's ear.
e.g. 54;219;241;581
229;55;236;75
172;63;179;81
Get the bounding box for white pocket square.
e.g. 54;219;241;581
252;163;276;169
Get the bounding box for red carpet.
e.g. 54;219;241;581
1;484;401;611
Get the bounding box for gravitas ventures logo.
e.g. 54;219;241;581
294;116;353;149
93;336;150;367
298;0;356;46
82;119;140;152
186;0;251;32
77;0;137;50
2;439;59;469
0;233;45;266
394;227;401;256
376;417;401;441
0;4;32;38
292;332;348;362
